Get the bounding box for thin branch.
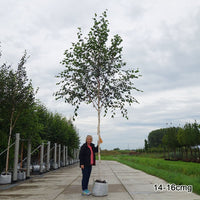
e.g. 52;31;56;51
86;89;98;111
12;112;21;130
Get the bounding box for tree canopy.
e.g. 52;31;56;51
55;11;142;163
55;11;142;119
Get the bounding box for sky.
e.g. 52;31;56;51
1;0;200;150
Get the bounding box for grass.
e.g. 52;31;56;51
101;153;200;195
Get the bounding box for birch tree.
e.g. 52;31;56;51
0;52;35;173
55;11;142;160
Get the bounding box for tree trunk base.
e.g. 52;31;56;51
0;172;12;185
17;170;26;181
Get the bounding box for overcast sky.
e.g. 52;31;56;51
1;0;200;150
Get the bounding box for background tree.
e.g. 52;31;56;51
148;129;166;148
55;11;142;161
0;52;35;173
144;139;148;152
162;127;180;159
0;49;80;172
14;101;44;149
0;61;11;172
177;122;200;160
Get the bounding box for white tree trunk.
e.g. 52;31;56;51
5;110;14;173
97;79;101;162
97;108;101;162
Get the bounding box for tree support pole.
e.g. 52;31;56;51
76;149;78;162
54;143;57;169
58;144;61;168
73;149;74;163
40;143;44;173
13;133;20;182
63;146;65;167
77;148;79;162
27;139;31;178
47;141;50;171
65;146;68;165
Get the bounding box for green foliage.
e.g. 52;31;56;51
55;10;142;119
162;127;180;149
43;111;80;149
177;122;200;147
145;122;200;161
0;50;80;171
148;129;166;148
113;147;120;151
0;51;36;141
0;51;37;172
144;139;148;152
147;122;200;150
1;51;35;119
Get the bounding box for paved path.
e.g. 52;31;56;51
0;160;200;200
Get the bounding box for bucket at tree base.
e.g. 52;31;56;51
92;180;108;196
0;172;12;184
17;171;26;180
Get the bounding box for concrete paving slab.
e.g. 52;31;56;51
106;161;200;200
0;160;200;200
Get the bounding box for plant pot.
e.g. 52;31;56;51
60;161;63;167
41;163;46;172
17;171;26;180
46;163;50;170
54;163;58;169
92;180;108;197
0;172;12;185
32;164;46;172
23;163;33;172
32;164;40;172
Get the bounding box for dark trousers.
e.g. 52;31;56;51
81;165;92;190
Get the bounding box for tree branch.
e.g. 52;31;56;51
86;89;98;111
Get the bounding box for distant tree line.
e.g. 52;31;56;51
145;121;200;162
0;50;80;172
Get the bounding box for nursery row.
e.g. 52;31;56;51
144;122;200;161
0;51;80;172
0;133;79;185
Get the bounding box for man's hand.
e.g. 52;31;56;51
81;165;84;169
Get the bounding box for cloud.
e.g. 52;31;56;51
1;0;200;149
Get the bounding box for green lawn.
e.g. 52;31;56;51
101;154;200;195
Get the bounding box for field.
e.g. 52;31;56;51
101;151;200;195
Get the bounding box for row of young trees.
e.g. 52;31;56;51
0;50;79;172
145;121;200;161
